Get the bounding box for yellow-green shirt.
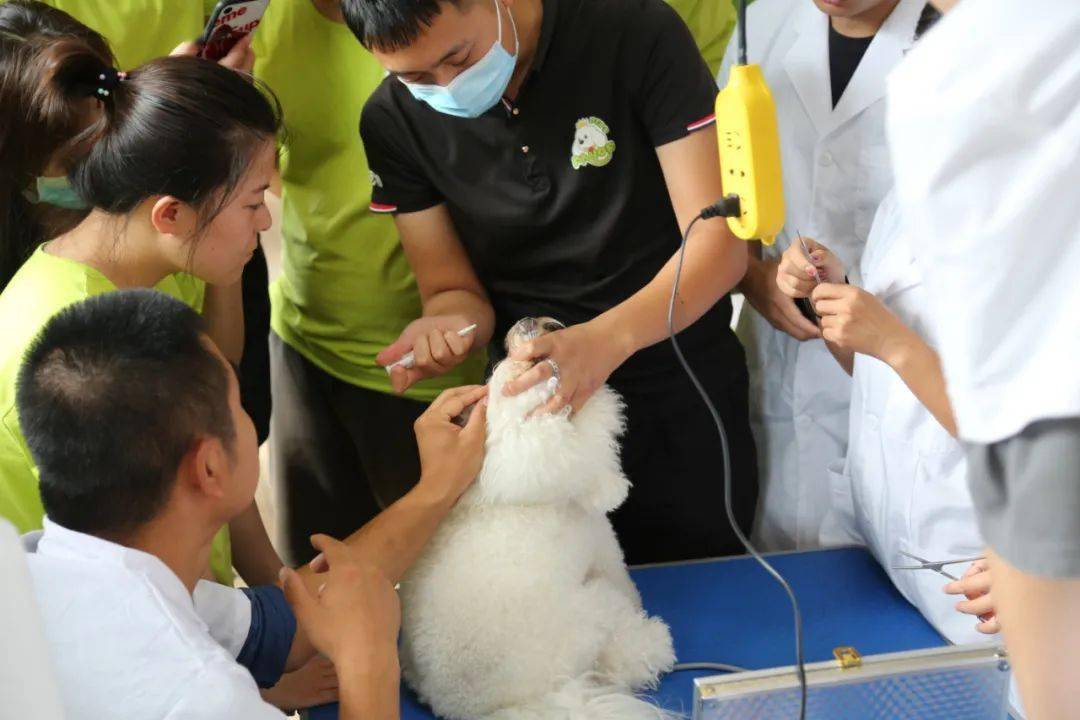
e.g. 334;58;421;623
0;246;233;584
14;0;217;69
253;0;484;401
668;0;737;76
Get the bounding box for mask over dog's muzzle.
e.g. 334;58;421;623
452;316;566;426
504;317;566;355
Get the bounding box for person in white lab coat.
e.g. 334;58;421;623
886;0;1080;716
775;192;987;646
720;0;930;549
777;196;1025;715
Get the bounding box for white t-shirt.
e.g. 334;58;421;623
22;518;284;720
0;519;65;720
886;0;1080;443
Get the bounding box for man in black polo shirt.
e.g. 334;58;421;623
343;0;757;563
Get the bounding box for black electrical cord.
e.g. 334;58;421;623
667;207;807;720
737;0;748;66
671;662;747;674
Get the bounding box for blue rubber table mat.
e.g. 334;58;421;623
309;547;946;719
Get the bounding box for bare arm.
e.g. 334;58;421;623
812;283;958;437
201;281;245;365
344;482;458;585
882;327;958;437
397;205;494;334
280;538;402;720
377;206;496;393
281;482;466;670
505;129;751;412
228;501;283;588
299;385;488;586
826;341;856;376
601;128;747;352
279;484;444;670
337;652;401;720
738;254;820;342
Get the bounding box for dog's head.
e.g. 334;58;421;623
459;317;630;512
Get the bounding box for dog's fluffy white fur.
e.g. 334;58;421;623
399;356;676;720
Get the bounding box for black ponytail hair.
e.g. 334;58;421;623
72;55;282;235
0;0;114;291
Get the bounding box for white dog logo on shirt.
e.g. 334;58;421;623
571;116;616;170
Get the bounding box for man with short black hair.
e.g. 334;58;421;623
18;289;487;720
345;0;757;563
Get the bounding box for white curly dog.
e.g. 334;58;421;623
399;318;677;720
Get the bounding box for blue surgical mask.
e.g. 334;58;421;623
400;0;519;119
27;175;89;210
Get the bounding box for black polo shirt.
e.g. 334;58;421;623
361;0;737;381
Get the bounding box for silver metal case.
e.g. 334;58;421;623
693;643;1011;719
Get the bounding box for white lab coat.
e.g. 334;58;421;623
886;0;1080;444
720;0;927;549
821;192;984;645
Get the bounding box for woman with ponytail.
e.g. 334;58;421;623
0;1;113;291
0;21;281;587
0;1;255;294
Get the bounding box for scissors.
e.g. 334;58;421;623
892;551;985;581
793;229;820;323
796;230;823;284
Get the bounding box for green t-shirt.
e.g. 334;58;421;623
253;0;485;401
667;0;738;77
15;0;217;69
0;246;233;584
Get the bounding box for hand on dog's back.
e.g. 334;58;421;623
415;385;489;503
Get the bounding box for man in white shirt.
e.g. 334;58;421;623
15;289;488;720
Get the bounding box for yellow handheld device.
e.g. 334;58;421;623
713;7;786;246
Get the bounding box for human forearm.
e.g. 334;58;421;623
343;480;456;585
423;288;496;349
736;246;765;293
202;280;245;364
882;328;958;437
599;219;747;357
337;648;401;720
825;340;855;376
279;537;405;720
230;501;284;587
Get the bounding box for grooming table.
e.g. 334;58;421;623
308;547;947;719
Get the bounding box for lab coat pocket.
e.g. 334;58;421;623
898;449;985;647
907;443;982;566
820;462;860;548
855;145;893;240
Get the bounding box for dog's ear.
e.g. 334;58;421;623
570;385;630;513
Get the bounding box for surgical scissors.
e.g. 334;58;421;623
793;229;820;322
796;230;822;284
892;551;985;581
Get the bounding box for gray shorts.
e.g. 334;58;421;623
966;416;1080;578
